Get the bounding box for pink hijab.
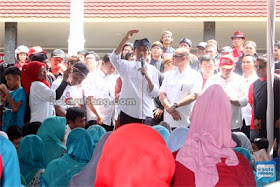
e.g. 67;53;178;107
176;84;239;187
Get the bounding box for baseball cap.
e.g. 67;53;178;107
221;46;233;53
219;55;235;69
179;38;192;47
51;49;65;60
133;38;151;49
196;42;207;48
231;31;245;40
150;41;163;50
28;46;48;57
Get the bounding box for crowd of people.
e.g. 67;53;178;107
0;29;280;186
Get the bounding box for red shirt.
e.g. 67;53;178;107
233;48;244;58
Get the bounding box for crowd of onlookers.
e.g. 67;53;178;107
0;29;280;186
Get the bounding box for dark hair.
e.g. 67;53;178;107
121;42;133;59
6;126;23;141
66;107;86;124
74;62;89;76
200;55;214;64
4;66;21;77
256;56;267;66
84;51;100;61
77;50;87;55
253;137;269;152
67;56;81;66
243;54;256;62
275;41;280;49
103;53;111;63
125;51;134;61
22;121;42;136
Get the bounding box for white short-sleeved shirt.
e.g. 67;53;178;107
51;78;83;111
160;67;202;128
29;81;56;122
82;69;116;126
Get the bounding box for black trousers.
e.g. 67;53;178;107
120;111;145;126
86;120;114;131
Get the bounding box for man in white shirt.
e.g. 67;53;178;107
110;30;160;126
159;48;202;128
241;55;258;138
83;54;116;131
203;55;248;131
51;63;89;117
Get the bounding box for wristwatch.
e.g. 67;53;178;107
174;102;179;108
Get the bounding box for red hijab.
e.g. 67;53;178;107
21;61;50;94
95;123;175;186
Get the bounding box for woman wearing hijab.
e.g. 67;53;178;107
172;85;256;186
36;116;66;165
69;132;112;186
167;126;189;152
18;135;46;186
21;61;70;123
152;124;170;144
87;125;106;152
21;61;55;122
95;123;175;186
0;136;21;186
42;128;93;186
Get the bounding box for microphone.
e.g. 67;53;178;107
140;57;145;76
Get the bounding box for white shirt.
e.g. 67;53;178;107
62;124;71;146
160;67;202;128
242;72;258;126
110;51;160;119
83;69;116;126
29;81;56;122
51;78;83;111
203;72;248;129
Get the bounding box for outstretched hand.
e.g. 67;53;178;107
125;30;139;40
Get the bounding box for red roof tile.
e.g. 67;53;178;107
0;0;279;19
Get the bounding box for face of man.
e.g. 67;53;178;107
197;47;206;59
69;71;86;86
220;66;234;79
85;54;98;72
50;57;64;73
134;46;149;61
151;46;163;59
274;46;280;61
102;61;115;75
161;34;173;45
244;43;256;55
205;46;217;58
232;37;245;48
200;60;215;79
179;43;191;50
254;60;267;78
172;49;188;69
242;56;255;73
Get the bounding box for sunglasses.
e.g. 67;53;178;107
172;54;185;58
254;65;266;70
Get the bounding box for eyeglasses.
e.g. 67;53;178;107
232;37;242;40
172;54;185;58
254;65;266;70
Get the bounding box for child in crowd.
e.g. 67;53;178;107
0;67;26;132
62;107;86;146
6;125;23;152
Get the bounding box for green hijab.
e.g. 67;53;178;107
36;116;66;165
87;125;106;152
18;135;46;184
42;128;93;186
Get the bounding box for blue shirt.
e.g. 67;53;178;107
2;87;26;131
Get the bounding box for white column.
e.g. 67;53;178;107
68;0;85;56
